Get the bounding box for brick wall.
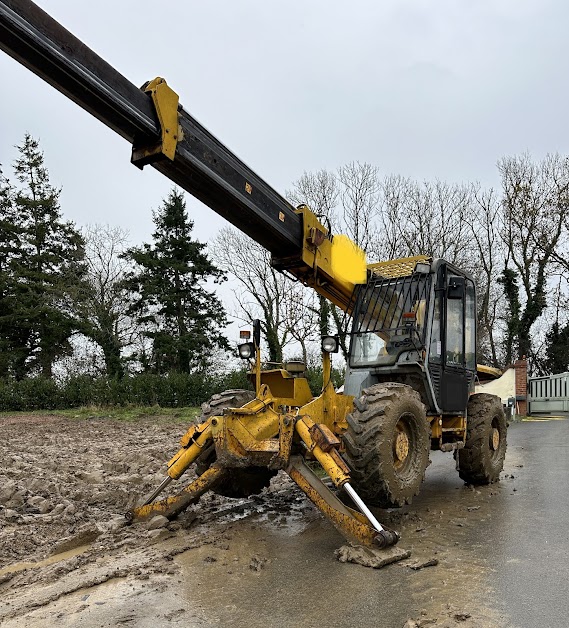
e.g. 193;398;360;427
514;357;528;416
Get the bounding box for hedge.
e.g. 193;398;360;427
0;369;251;411
0;366;344;412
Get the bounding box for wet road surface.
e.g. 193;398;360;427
489;417;569;628
176;417;569;628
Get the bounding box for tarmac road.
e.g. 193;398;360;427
488;417;569;628
403;415;569;628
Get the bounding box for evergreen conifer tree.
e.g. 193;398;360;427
0;166;23;378
5;134;85;378
544;321;569;375
123;189;229;373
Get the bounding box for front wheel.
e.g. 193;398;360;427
457;393;507;484
343;382;430;508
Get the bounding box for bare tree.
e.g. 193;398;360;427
464;185;505;367
287;169;340;345
378;174;414;260
211;227;296;363
337;162;381;255
75;224;137;378
288;165;382;358
286;168;339;220
380;177;475;267
288;163;381;254
498;153;569;362
284;284;320;365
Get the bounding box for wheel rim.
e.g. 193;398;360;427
489;416;502;457
490;427;500;451
395;430;409;463
393;414;414;474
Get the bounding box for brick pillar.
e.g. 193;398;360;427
514;356;528;416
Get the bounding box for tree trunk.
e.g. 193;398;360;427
103;340;124;379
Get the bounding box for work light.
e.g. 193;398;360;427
321;335;339;354
238;342;255;359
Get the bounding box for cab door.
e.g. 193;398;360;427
428;265;476;413
441;273;469;412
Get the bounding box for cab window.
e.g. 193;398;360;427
445;275;464;366
465;280;476;371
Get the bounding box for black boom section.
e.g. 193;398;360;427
0;0;303;257
0;0;158;143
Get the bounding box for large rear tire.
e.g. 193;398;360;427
196;389;277;498
458;393;507;485
343;382;430;508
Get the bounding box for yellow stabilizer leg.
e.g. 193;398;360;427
286;457;409;567
286;456;381;547
128;465;227;522
294;418;400;549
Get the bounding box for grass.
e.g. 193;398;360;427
0;405;202;423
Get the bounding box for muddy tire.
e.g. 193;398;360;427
200;389;256;423
457;393;507;485
343;382;429;508
196;389;276;498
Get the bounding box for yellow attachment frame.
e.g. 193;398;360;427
131;77;182;167
130;365;395;548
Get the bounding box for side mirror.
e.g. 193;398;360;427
447;276;465;299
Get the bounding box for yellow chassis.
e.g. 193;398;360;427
131;353;396;548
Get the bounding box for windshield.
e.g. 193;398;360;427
349;274;430;367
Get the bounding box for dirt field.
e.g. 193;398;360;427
0;412;515;627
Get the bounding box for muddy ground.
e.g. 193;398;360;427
0;413;538;627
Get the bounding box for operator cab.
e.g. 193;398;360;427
344;258;477;415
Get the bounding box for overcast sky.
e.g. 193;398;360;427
1;0;568;248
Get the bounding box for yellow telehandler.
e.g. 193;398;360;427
0;0;507;562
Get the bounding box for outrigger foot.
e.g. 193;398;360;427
335;543;411;569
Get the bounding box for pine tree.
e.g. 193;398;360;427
0;166;23;378
7;134;85;378
123;189;229;373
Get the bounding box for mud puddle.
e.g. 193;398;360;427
0;543;92;577
0;575;203;627
173;488;506;627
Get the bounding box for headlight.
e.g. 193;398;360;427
321;335;339;353
238;342;255;359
